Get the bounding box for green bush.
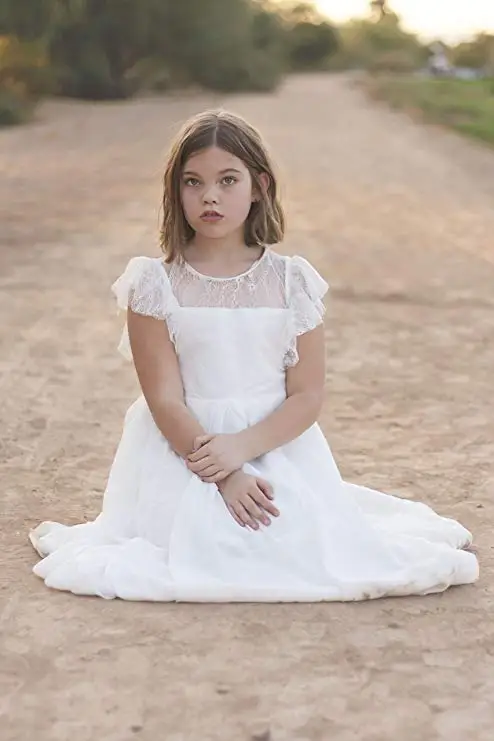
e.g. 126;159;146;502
250;4;286;87
0;0;57;41
274;3;339;71
243;50;285;92
124;57;174;93
451;33;494;70
0;86;33;125
287;20;339;70
53;45;138;100
167;0;285;93
367;49;422;73
48;1;160;100
0;35;50;126
196;49;284;93
0;35;51;91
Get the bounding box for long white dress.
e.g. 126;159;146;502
29;250;479;601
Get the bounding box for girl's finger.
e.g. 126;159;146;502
201;468;224;482
245;492;274;525
242;496;268;527
256;478;274;500
227;505;245;528
199;464;220;477
253;490;279;518
193;434;215;451
188;447;211;463
202;470;228;483
238;504;258;530
189;457;213;473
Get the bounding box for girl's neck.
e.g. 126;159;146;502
185;235;262;267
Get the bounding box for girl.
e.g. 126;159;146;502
29;110;479;602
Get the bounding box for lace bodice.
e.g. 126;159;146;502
167;250;287;309
112;249;328;368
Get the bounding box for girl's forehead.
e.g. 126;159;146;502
183;146;247;173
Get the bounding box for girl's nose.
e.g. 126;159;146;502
203;185;219;204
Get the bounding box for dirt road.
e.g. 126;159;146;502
1;75;493;741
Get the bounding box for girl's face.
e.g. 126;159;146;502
180;146;256;242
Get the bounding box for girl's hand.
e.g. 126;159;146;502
186;433;250;483
217;471;279;530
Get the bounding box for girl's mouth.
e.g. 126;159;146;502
200;211;224;222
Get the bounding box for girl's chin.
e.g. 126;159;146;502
193;222;242;238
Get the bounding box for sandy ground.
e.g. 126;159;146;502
1;75;493;741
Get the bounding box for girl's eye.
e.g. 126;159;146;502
222;175;237;185
184;177;200;187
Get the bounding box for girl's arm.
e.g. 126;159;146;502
187;324;325;481
237;324;326;459
127;309;205;458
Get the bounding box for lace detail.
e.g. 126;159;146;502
284;256;329;368
111;256;174;319
111;256;177;360
166;249;288;309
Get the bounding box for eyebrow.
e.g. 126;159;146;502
182;168;243;176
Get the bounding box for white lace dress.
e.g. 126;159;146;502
29;250;479;601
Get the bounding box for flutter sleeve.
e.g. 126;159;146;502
284;255;329;368
111;256;176;360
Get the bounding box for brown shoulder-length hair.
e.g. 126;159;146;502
160;109;285;262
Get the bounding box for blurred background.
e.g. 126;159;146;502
1;0;493;143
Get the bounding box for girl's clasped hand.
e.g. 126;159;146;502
187;433;248;482
187;434;280;529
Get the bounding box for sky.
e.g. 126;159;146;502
315;0;494;42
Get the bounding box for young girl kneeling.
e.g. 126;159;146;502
30;110;479;602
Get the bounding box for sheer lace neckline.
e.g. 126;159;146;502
176;247;267;282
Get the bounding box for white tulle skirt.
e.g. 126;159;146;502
30;395;479;601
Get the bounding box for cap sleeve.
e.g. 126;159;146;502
285;255;329;368
111;256;176;360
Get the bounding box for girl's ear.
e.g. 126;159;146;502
253;172;270;202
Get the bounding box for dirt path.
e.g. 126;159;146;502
1;75;493;741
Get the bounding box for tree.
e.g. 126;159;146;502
287;21;339;69
370;0;388;21
273;1;339;70
333;12;426;72
451;33;494;71
279;2;323;25
0;0;345;116
52;0;170;99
